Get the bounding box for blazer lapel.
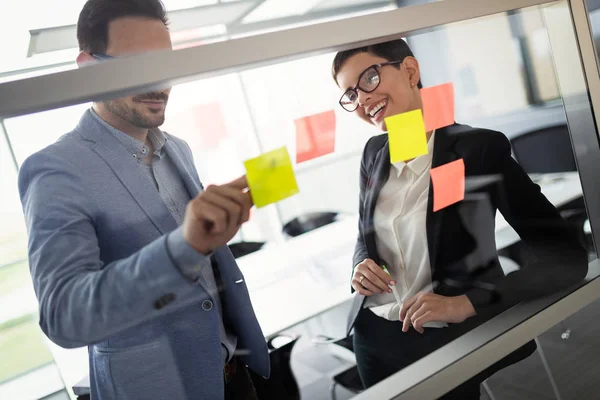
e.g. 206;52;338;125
76;110;178;235
163;138;202;198
363;141;392;265
426;125;460;273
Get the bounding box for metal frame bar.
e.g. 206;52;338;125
534;337;563;400
0;0;554;119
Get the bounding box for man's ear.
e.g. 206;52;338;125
76;51;94;67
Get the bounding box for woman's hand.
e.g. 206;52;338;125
352;258;395;296
399;292;476;333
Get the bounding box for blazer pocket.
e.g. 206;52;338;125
94;337;187;400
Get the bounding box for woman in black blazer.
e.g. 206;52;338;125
332;39;588;398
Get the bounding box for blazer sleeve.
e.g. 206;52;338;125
465;132;588;315
351;138;377;292
19;151;209;349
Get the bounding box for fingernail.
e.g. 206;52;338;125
390;281;396;286
388;289;392;293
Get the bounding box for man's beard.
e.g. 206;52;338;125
103;91;168;129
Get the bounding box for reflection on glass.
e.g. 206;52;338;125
3;1;597;400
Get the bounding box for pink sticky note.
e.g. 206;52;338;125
420;83;455;132
295;110;336;163
163;102;227;151
430;159;465;212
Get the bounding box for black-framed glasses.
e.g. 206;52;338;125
339;61;403;112
91;53;116;61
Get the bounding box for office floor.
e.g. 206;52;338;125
289;293;600;400
483;294;600;400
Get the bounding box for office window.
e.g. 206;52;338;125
4;103;90;166
514;7;561;104
0;127;53;385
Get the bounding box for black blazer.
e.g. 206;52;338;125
347;123;588;336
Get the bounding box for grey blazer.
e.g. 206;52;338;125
19;109;270;399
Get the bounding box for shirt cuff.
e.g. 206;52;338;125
166;227;212;281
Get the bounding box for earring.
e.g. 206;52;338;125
411;83;415;88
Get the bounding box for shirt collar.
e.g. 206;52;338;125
148;128;167;157
90;108;167;158
392;130;436;178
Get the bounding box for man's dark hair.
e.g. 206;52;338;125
332;39;422;88
77;0;169;54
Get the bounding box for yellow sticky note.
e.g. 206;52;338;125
244;147;300;208
385;110;428;163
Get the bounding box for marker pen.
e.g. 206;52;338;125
382;265;402;306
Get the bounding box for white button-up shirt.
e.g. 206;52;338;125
365;131;447;327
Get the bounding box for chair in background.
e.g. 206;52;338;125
249;334;301;400
227;241;265;259
510;124;590;251
282;212;339;238
510;124;577;174
327;336;363;400
311;333;362;399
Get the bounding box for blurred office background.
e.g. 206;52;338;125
1;0;600;399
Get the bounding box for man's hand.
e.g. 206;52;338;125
351;259;396;296
182;176;252;255
399;293;476;333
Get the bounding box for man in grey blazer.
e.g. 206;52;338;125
18;0;269;399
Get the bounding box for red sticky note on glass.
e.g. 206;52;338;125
163;102;227;151
295;110;336;163
430;158;465;212
420;82;455;132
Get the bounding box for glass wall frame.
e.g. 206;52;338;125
2;0;600;398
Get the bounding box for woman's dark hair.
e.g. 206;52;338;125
332;38;422;88
77;0;169;54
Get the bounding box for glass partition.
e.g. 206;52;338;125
2;0;600;399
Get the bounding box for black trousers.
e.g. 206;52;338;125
353;308;527;399
224;358;259;400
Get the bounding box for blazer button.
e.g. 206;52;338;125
202;300;213;311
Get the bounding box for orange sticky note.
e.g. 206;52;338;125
430;159;465;212
295;110;336;163
385;110;428;163
420;82;455;132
